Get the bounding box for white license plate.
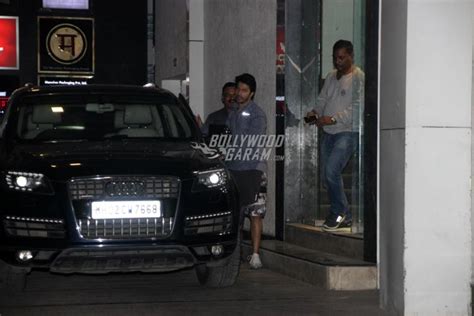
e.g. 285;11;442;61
91;201;161;219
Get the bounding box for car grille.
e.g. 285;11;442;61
3;216;65;239
69;176;180;240
69;176;179;200
184;211;233;235
77;218;173;239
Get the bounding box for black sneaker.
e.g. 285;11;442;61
322;214;351;232
322;213;345;229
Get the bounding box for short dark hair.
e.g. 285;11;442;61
221;82;236;95
333;40;353;56
235;73;257;98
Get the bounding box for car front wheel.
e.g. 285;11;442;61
0;260;29;293
195;241;241;288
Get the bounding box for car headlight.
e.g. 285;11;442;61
4;171;54;194
193;169;227;191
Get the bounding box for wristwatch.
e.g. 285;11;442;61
330;117;337;124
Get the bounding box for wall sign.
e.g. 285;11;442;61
43;0;89;10
0;16;19;70
0;97;8;111
38;17;94;74
38;74;93;86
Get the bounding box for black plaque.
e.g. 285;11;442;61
38;17;94;74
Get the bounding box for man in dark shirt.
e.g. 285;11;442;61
227;73;266;269
200;82;237;136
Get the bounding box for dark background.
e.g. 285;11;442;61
0;0;148;90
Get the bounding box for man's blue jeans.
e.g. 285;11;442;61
320;131;359;221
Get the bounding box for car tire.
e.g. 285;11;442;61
0;260;28;293
195;241;241;288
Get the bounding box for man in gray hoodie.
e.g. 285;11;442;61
306;40;365;232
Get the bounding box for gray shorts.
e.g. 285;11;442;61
244;192;266;218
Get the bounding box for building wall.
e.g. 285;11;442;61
321;0;354;77
204;0;277;235
471;2;474;289
321;0;365;78
153;0;277;234
403;3;471;311
380;0;472;314
154;0;187;83
379;0;407;311
93;0;148;84
189;0;204;117
0;0;148;86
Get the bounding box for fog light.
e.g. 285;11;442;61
17;250;33;262
211;245;224;256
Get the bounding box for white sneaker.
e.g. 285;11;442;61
249;253;263;269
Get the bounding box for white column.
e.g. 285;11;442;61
380;0;472;314
188;0;204;118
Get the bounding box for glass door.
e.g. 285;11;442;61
281;0;367;234
282;0;321;225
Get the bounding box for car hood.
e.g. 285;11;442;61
0;140;223;181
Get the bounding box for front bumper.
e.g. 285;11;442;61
0;173;240;273
52;245;197;273
0;237;239;274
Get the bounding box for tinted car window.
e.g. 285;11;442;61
14;95;196;142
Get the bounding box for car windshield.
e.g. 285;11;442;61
13;94;197;142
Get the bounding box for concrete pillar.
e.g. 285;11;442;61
203;0;277;235
189;0;204;118
380;0;472;314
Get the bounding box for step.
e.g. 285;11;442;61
315;205;360;221
285;223;365;260
242;239;376;291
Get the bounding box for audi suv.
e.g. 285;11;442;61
0;84;240;291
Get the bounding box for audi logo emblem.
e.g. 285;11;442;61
105;181;145;196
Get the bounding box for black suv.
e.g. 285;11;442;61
0;84;241;291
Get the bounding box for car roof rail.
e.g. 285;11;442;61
24;83;36;88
